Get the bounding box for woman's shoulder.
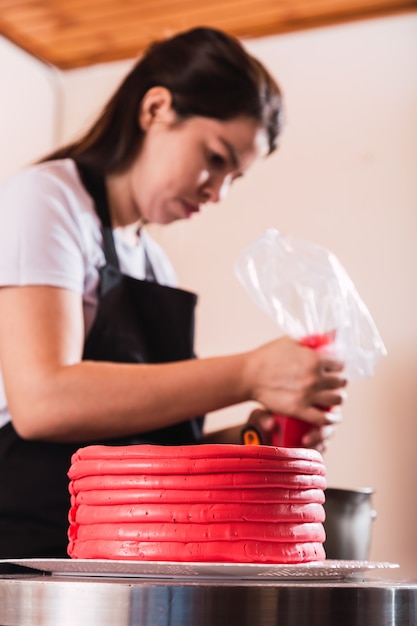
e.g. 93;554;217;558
0;159;98;227
0;159;100;293
0;159;76;207
1;159;86;201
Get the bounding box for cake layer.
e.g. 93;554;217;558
71;486;326;506
70;472;326;492
70;501;325;524
68;539;326;563
70;521;326;543
70;444;324;463
68;457;325;479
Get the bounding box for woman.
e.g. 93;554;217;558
0;27;346;558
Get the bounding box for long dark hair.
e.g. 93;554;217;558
44;27;283;173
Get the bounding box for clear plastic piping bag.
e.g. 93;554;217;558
235;228;386;382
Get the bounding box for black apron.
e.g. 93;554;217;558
0;164;204;558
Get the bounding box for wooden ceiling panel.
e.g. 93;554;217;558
0;0;415;69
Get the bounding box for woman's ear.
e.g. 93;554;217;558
139;87;174;130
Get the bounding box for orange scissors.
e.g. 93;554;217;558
241;424;263;446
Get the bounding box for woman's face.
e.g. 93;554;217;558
114;88;269;226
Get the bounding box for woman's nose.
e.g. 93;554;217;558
201;174;232;203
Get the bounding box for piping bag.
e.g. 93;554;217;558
236;229;387;447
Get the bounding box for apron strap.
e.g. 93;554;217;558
144;245;156;282
76;162;156;281
76;163;120;269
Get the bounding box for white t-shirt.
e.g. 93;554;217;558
0;158;178;428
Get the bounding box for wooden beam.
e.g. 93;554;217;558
0;0;415;69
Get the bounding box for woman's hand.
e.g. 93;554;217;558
244;336;347;428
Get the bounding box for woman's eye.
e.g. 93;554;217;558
208;152;227;169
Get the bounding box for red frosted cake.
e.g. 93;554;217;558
67;444;327;563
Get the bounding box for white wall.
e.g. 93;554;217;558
1;12;416;579
0;38;56;177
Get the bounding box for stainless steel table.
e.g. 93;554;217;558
0;566;416;626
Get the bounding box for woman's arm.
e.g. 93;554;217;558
0;285;346;443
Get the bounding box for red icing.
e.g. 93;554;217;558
72;501;325;524
68;444;327;564
300;332;335;349
68;456;325;479
69;539;326;563
71;473;327;493
73;486;326;506
73;521;325;543
70;443;324;463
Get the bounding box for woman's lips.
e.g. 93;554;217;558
182;200;200;218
